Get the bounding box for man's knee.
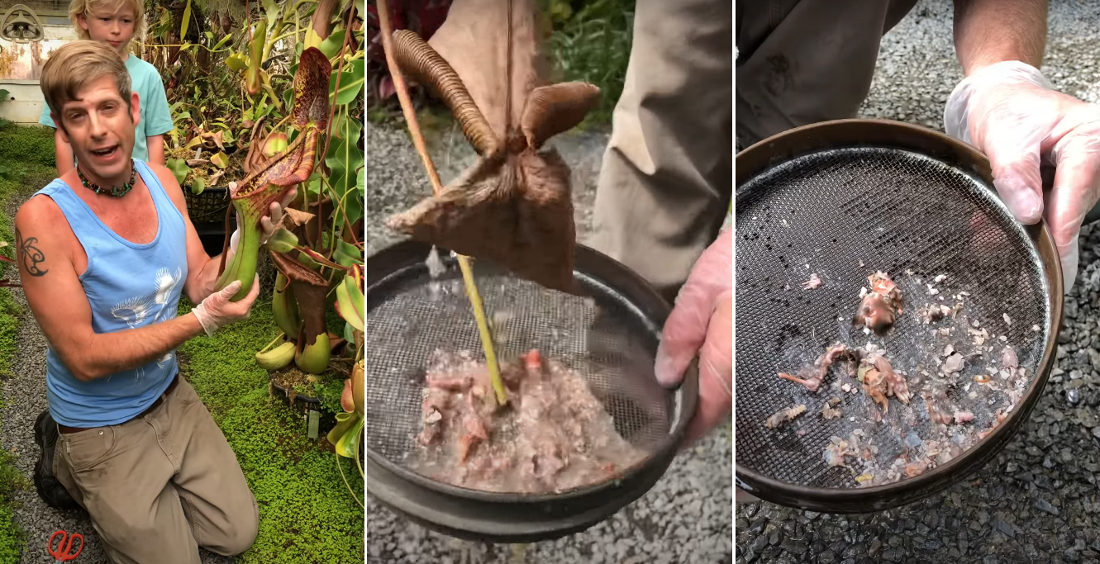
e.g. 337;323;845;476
216;514;258;556
94;509;165;556
203;494;258;556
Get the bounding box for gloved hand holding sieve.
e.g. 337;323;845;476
945;60;1100;290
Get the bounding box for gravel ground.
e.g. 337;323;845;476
365;121;734;561
736;0;1100;562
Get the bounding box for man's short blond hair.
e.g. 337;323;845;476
40;40;132;123
68;0;145;42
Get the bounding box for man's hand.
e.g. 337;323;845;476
945;60;1100;288
192;275;261;336
654;228;732;445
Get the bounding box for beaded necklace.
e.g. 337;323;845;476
76;160;136;198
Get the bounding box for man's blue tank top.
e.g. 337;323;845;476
35;160;188;427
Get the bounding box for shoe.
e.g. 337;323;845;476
33;410;81;510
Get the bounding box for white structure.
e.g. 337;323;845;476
0;3;75;124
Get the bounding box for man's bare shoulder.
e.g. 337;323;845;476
15;193;76;254
15;193;65;231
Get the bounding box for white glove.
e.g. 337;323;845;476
944;60;1100;289
654;228;732;445
192;275;261;336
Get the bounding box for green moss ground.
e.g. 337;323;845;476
177;301;364;564
0;449;28;564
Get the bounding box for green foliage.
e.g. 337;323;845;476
0;125;46;377
366;103;396;125
178;303;363;564
0;448;27;564
0;123;56;169
315;376;346;418
548;0;635;128
0;293;24;381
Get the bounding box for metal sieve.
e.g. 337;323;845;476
735;119;1062;512
366;239;697;541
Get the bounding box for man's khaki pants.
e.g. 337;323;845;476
588;0;733;300
735;0;917;146
54;378;258;564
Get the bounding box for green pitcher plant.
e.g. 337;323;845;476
213;46;331;300
327;263;364;487
171;2;365;499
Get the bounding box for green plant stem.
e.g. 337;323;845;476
458;255;507;405
258;331;287;352
336;455;364;510
268;29;304;45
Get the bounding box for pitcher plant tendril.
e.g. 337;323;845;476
376;0;507;406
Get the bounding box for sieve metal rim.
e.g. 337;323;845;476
733;118;1064;512
366;239;699;540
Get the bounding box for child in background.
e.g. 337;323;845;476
39;0;173;176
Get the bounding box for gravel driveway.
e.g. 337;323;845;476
365;118;733;561
737;1;1100;562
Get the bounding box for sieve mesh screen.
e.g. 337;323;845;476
736;146;1051;490
367;253;674;490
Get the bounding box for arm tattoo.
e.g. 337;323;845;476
16;228;48;277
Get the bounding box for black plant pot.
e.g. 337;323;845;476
270;376;338;440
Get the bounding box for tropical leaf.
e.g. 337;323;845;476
329;58;365;106
333;239;362;268
166;158;190;185
319;29;347;59
335;272;363;332
324;113;362;202
180;0;192;40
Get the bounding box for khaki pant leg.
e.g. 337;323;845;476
588;1;733;299
735;0;918;146
54;411;201;564
160;378;259;557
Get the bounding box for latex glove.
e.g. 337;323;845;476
228;187;298;254
192;275;261;336
944;60;1100;289
654;228;732;445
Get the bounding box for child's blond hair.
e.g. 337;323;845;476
68;0;145;42
40;40;133;124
